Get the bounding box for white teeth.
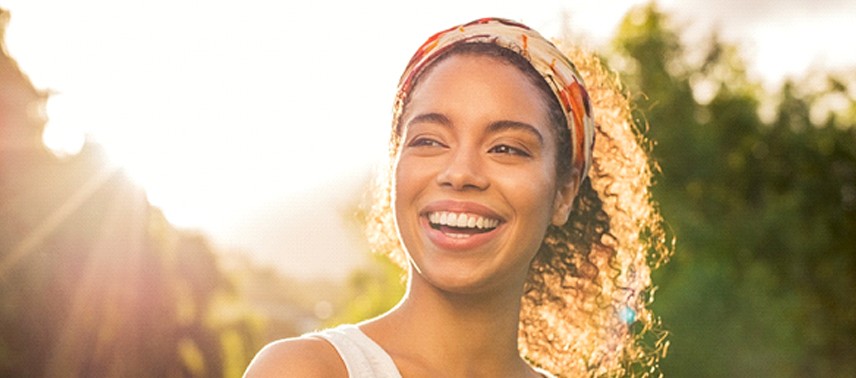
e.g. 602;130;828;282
427;211;500;230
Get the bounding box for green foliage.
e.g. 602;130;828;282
329;174;407;326
329;253;406;326
612;3;856;376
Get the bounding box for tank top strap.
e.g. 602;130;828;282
308;324;402;378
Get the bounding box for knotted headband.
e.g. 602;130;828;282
394;17;595;184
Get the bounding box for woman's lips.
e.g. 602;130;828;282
419;201;504;251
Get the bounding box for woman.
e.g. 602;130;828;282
245;18;668;377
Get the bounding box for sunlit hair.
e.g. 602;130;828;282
366;42;671;377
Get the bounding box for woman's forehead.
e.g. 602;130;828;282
403;54;550;121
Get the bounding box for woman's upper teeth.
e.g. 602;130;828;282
428;211;499;229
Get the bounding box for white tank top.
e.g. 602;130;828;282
308;324;556;378
309;324;401;378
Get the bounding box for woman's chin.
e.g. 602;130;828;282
412;263;512;297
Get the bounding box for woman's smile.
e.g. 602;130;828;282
420;200;505;250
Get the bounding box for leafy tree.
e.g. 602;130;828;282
611;3;856;376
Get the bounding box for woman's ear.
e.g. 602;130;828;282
552;173;581;226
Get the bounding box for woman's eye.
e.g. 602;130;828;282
489;144;530;157
408;137;444;148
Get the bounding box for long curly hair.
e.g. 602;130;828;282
366;41;671;377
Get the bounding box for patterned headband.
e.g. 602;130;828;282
394;17;595;183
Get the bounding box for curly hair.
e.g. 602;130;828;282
366;42;671;377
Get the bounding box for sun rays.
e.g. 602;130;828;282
0;165;119;280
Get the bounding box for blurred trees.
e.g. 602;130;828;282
0;9;260;376
612;3;856;376
328;253;405;327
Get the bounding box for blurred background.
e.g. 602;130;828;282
1;0;854;376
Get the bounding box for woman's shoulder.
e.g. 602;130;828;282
243;335;347;378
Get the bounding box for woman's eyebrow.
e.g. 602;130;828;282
406;112;452;128
406;114;544;146
487;120;544;146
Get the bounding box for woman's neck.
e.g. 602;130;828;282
360;271;536;377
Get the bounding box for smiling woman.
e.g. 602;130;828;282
244;17;670;378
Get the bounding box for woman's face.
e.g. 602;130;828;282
393;54;575;294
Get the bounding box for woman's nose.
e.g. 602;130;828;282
436;148;489;191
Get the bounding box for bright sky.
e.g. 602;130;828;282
3;0;854;278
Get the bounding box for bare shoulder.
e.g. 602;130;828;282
243;336;346;378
